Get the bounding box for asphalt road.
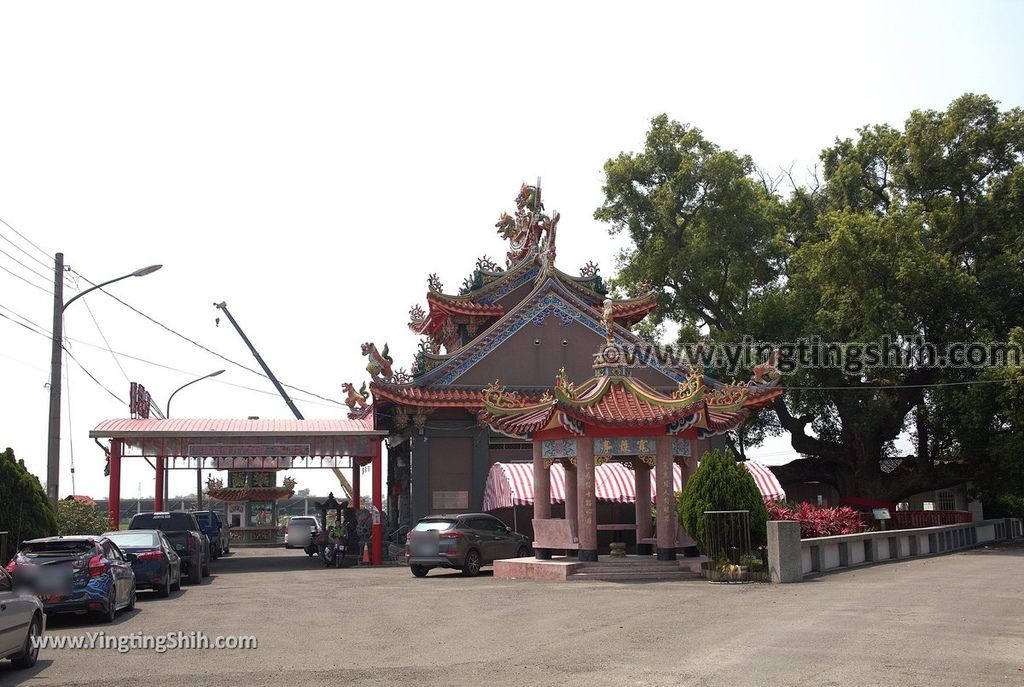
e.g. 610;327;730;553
4;542;1022;687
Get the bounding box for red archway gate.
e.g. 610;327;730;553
89;418;388;564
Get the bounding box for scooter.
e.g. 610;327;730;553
321;535;347;568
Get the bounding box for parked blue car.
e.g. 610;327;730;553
102;530;181;598
7;536;136;623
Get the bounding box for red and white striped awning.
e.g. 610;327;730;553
482;461;785;512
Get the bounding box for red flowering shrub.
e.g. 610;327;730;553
767;501;863;538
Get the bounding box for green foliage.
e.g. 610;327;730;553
599;95;1024;502
0;447;57;547
56;499;109;536
678;449;768;553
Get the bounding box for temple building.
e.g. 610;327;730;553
361;182;781;552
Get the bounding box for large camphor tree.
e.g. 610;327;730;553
596;95;1024;506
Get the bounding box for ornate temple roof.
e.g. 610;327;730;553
363;181;783;434
477;353;782;438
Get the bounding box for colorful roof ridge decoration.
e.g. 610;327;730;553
403;182;654;354
479;367;707;434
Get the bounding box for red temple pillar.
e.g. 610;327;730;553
351;461;361;506
532;440;552;559
655;436;677;560
108;439;122;531
371;440;382;565
634;459;652;554
154;455;165;512
577;438;598;562
563;461;578;550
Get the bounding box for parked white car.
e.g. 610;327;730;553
0;565;45;670
284;516;321;550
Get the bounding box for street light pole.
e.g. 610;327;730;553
165;370;225;510
46;257;162;510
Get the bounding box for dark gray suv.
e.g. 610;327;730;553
405;513;531;577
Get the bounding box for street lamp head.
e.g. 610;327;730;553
208;369;226;378
132;264;162;277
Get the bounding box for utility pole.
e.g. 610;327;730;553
46;259;161;511
46;253;65;508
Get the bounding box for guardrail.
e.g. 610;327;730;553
767;517;1022;583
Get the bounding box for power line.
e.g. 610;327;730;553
0;245;54;284
0;262;51;294
69;269;345;407
0;310;49;337
0;301;343;410
0;220;74;289
0;217;53;262
69;273;130;382
63;345;128;408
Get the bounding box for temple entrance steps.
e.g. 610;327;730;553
567;556;706;582
494;554;709;582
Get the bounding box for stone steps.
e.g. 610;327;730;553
566;559;703;582
568;569;701;582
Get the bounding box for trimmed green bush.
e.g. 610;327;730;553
678;448;768;552
57;498;109;536
0;447;57;549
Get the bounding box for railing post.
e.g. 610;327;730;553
767;520;802;583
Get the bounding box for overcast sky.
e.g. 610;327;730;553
1;1;1021;502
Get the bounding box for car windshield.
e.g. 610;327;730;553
105;532;160;548
290;518;316;526
131;513;196;531
194;513;212;526
19;540;96;558
413;520;455;532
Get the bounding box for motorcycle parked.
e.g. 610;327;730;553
321;535;347;568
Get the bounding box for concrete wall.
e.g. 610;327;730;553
767;518;1022;583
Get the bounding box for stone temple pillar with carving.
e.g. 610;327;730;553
634;457;653;554
563;459;578;555
655;435;677;561
532;440;552;560
576;438;598;561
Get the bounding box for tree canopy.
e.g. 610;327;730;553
599;94;1024;507
0;447;57;549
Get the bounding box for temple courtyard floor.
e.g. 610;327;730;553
5;541;1022;687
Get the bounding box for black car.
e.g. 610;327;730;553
7;536;136;623
405;513;531;577
128;512;209;584
102;530;182;598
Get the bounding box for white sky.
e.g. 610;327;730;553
1;1;1021;501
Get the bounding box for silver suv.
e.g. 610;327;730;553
405;513;530;577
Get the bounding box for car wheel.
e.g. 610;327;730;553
188;561;202;585
11;615;42;669
101;589;117;623
462;549;482;577
202;560;210;577
158;573;171;598
210;548;219;560
516;545;531;558
171;568;182;591
127;587;136;611
410;565;430;578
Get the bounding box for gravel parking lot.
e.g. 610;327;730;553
4;542;1022;687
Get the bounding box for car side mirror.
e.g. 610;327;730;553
126;553;137;562
506;526;512;532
